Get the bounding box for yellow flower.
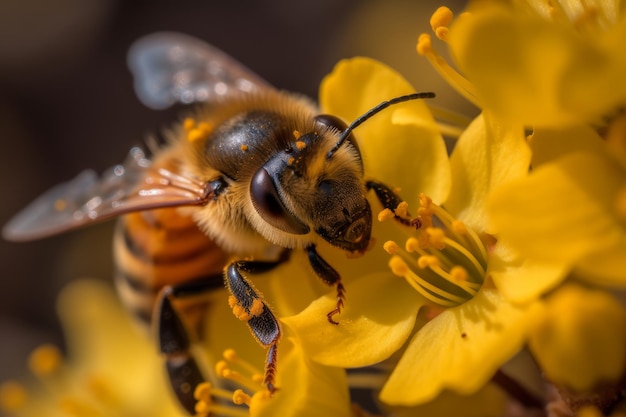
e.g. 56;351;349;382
444;0;626;127
283;56;550;408
420;4;626;396
0;278;352;417
1;279;185;417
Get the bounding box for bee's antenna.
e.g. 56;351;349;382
326;92;435;159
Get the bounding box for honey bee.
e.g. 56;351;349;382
3;32;433;414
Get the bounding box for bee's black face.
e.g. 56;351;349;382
315;199;372;253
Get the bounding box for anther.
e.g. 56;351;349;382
416;33;434;56
394;201;410;219
426;227;446;249
28;344;62;377
232;389;252;406
389;256;410;276
377;208;396;222
430;6;454;41
0;381;27;412
405;237;420;252
450;266;469;283
451;220;467;235
418;255;440;269
383;240;401;255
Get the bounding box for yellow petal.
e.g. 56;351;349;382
529;284;626;391
448;4;626;127
282;273;424;367
320;56;451;206
445;112;530;234
56;279;184;416
379;288;538;405
490;242;569;303
530;123;607;168
574;238;626;286
252;337;351;417
384;383;507;417
488;151;624;268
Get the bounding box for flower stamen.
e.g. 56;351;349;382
416;33;480;108
382;194;488;308
199;349;273;416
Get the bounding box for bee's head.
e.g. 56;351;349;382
249;115;371;253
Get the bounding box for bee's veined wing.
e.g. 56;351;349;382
128;32;273;110
3;148;210;241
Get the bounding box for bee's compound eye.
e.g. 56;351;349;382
250;168;310;235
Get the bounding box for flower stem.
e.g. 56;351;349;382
492;369;544;410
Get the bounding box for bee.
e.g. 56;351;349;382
3;32;433;414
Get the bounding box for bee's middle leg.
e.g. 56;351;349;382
225;257;287;394
155;277;222;415
306;244;344;325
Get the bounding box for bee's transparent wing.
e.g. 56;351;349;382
128;32;272;109
3;148;210;241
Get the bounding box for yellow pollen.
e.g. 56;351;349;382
383;240;401;255
194;382;212;403
394;201;409;219
287;157;295;165
295;140;306;150
215;360;230;378
232;389;251;406
450;266;469;283
405;237;420;252
389;256;409;276
223;348;238;361
377;208;395;222
419;193;433;209
249;298;264;317
416;33;433;56
292;130;301;139
430;6;453;41
28;344;62;376
54;199;67;211
0;381;27;412
451;220;467;235
418;255;440;269
183;117;196;131
240;144;248;151
233;305;250;321
426;227;446;249
187;122;212;143
187;128;205;143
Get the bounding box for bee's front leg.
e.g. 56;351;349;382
225;258;286;394
366;180;422;228
306;244;345;325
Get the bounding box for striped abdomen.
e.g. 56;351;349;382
113;206;230;329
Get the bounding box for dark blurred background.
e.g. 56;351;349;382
0;0;470;382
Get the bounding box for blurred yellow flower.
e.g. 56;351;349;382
445;0;626;127
0;278;352;417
